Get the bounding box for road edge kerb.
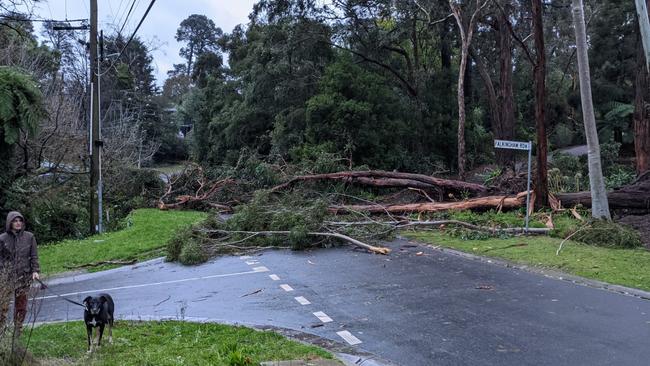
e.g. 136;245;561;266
397;236;650;301
29;316;399;366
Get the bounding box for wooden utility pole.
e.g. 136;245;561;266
89;0;100;233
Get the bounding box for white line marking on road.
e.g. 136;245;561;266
337;330;362;345
245;260;260;265
252;266;269;272
294;296;311;305
34;270;265;300
239;255;252;260
280;284;294;292
269;274;280;281
313;311;333;323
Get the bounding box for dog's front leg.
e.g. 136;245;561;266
98;323;105;348
86;325;93;353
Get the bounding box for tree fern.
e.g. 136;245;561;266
603;101;634;122
0;66;45;144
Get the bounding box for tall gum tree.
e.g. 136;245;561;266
571;0;611;219
449;0;488;179
635;0;650;175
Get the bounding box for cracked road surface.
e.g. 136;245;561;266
34;240;650;365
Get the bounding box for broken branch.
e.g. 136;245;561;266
201;229;391;255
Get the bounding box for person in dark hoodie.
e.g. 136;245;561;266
0;211;40;334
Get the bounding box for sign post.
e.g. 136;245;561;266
494;139;533;233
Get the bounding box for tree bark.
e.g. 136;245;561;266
571;0;611;220
456;43;469;179
450;0;487;179
636;0;650;71
470;48;500;137
531;0;549;207
635;4;650;175
497;1;516;168
329;192;528;214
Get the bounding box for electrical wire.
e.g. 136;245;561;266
97;0;156;76
118;0;138;36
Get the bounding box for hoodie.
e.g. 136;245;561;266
0;211;40;283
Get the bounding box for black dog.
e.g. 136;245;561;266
82;293;114;352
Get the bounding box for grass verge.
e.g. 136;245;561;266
405;231;650;292
39;209;207;276
23;320;334;366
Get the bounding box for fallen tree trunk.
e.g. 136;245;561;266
271;170;488;195
557;172;650;211
202;229;391;255
557;191;650;210
329;192;527;214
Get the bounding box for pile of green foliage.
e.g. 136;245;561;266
571;221;642;249
167;191;331;265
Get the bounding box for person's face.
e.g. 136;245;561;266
10;217;23;231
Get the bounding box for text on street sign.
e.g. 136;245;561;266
494;140;531;151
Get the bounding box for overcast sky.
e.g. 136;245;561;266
28;0;256;85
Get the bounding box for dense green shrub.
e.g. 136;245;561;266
1;167;165;244
103;167;166;229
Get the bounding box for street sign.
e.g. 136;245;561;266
494;139;533;233
494;139;532;151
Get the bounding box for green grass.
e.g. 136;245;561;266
39;209;207;276
406;231;650;292
24;321;334;366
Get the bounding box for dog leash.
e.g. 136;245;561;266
35;278;86;308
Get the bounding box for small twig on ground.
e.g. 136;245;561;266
240;289;263;297
64;259;137;269
154;295;171;307
408;187;436;203
556;224;591;256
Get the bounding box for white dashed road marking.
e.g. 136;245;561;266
245;260;260;265
239;255;252;260
294;296;311;305
280;284;294;292
337;330;362;345
313;311;333;323
35;269;266;300
252;266;269;272
269;274;280;281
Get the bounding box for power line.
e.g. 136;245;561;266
118;0;137;36
113;0;128;30
121;0;155;55
0;15;87;23
97;0;155;76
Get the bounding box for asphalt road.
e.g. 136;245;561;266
32;239;650;365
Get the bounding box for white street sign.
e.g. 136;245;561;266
493;139;533;232
494;140;532;151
